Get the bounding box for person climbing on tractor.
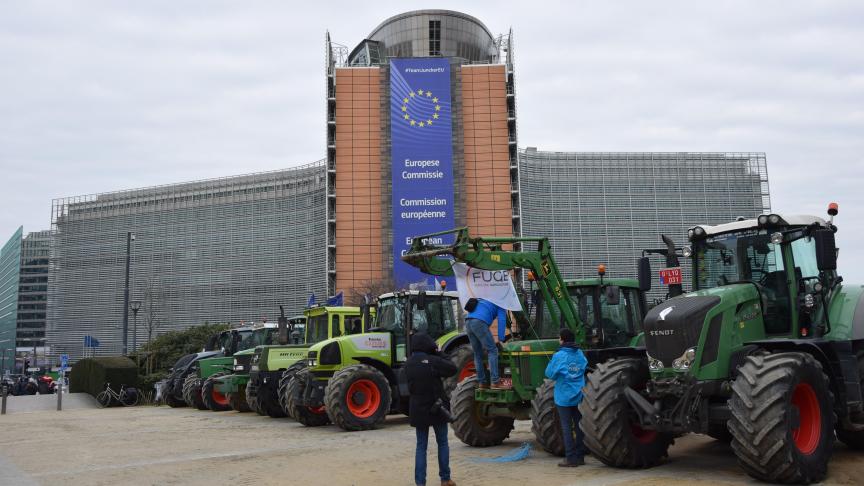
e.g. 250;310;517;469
545;327;588;467
465;297;507;390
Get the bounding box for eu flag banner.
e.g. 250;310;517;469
390;58;456;288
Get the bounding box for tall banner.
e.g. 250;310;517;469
390;58;455;288
452;263;523;311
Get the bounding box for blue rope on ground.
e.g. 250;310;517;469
470;442;533;463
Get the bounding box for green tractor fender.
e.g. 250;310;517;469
352;357;399;388
439;333;469;355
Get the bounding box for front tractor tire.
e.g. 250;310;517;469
443;345;475;397
729;352;835;484
837;348;864;449
579;358;674;468
182;374;207;410
286;368;331;427
530;380;564;456
450;376;514;447
201;372;232;412
278;362;307;419
325;364;391;431
228;390;252;413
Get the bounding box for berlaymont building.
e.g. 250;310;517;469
41;10;769;361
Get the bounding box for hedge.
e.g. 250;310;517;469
70;356;138;397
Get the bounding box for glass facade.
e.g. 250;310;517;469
0;227;22;373
47;162;328;360
18;230;50;350
518;149;771;297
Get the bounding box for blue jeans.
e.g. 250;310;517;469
465;318;499;384
557;405;586;463
415;421;450;485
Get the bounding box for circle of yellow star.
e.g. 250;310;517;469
401;88;442;128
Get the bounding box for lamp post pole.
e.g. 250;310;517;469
122;232;135;355
130;301;141;365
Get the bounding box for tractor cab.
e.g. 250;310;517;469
372;290;462;362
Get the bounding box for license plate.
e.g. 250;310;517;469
499;377;513;388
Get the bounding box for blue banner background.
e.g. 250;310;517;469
390;58;455;288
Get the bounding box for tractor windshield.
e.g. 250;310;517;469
411;296;459;339
306;314;330;344
239;328;276;350
693;230;783;290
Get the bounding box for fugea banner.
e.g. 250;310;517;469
390;58;455;288
452;263;523;311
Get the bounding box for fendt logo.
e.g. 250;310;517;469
649;329;675;336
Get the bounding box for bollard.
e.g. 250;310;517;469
1;384;7;414
57;378;63;411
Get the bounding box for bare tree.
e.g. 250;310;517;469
143;277;166;344
346;277;397;305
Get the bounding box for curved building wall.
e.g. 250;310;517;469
47;162;328;360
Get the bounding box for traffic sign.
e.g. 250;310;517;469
659;267;683;285
60;354;69;371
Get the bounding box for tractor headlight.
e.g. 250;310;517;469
647;353;664;372
308;359;317;367
768;214;781;225
234;364;244;371
673;347;697;371
771;232;784;245
758;214;769;226
693;227;706;237
682;246;692;258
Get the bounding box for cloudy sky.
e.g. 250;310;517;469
1;1;862;279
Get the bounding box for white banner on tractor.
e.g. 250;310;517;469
452;263;523;311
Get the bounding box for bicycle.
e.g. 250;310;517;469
96;382;140;408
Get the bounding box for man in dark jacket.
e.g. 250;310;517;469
406;333;458;486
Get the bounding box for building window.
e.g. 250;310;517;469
429;20;441;56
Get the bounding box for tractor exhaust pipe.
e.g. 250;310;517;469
277;306;288;345
661;234;683;298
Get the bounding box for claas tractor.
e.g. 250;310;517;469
401;227;650;456
245;305;371;417
282;290;470;430
580;205;864;484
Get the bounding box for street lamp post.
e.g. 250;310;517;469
130;300;142;362
122;232;135;355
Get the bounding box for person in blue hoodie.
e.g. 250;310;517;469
544;327;588;467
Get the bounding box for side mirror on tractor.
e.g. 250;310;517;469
605;285;621;306
637;256;652;292
416;290;427;310
814;229;837;271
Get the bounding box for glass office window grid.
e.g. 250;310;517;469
0;227;22;372
17;230;50;349
47;161;328;360
518;150;770;298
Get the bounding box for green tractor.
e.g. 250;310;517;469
209;312;305;413
195;322;282;412
246;305;371;417
283;290;471;430
401;227;652;456
580;206;864;484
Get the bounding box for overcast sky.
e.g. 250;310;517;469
1;1;862;280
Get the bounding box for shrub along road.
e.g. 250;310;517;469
0;405;862;485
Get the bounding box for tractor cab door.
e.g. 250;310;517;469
740;234;792;335
789;236;827;336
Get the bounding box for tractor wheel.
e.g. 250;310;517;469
325;364;391;431
837;349;864;449
165;389;187;408
729;351;835;484
182;374;207;410
450;376;514;447
201;372;232;412
260;387;286;419
579;357;674;468
228;390;252;413
279;362;308;419
443;345;475;397
287;368;331;427
530;379;564;456
245;381;266;416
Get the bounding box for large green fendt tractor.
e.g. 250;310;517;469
283;290;470;431
246;305;369;417
580;205;864;484
210;310;305;413
402;228;651;456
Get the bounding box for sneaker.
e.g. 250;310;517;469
490;381;510;390
441;481;457;486
477;383;489;390
558;458;585;467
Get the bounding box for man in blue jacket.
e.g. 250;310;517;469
544;328;588;467
465;298;507;390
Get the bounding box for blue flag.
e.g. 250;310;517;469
326;291;343;307
307;293;316;307
84;336;101;348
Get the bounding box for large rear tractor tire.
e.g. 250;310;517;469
837;349;864;449
287;368;331;426
182;374;207;410
278;362;308;419
579;358;674;468
530;379;565;456
450;376;514;447
443;345;475;397
201;372;232;412
729;352;835;484
246;381;266;416
165;385;187;408
325;364;391;431
229;389;252;413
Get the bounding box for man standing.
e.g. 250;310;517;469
544;328;588;467
465;298;507;389
406;333;458;486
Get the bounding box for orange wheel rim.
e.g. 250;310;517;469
309;405;326;414
459;361;476;382
211;389;230;406
791;382;821;455
630;423;657;444
346;379;381;418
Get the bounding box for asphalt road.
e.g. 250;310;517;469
0;404;862;485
